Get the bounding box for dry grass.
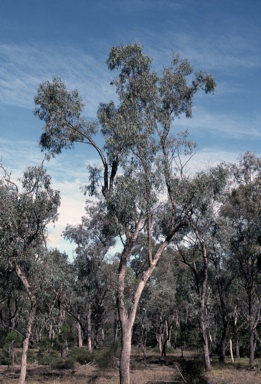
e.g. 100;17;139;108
0;363;176;384
206;359;261;384
0;350;261;384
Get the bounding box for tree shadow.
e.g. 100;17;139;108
175;358;209;384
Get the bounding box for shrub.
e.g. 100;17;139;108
68;347;93;365
37;336;53;353
4;330;23;348
37;351;59;366
0;349;11;365
164;345;175;354
177;359;208;384
94;341;120;370
51;358;75;370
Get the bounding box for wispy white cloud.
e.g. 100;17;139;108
173;104;261;142
0;42;114;117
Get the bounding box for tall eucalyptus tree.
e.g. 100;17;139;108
176;166;228;369
0;164;60;384
221;153;261;364
64;203;115;351
34;42;215;384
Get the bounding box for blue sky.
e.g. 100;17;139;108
0;0;260;256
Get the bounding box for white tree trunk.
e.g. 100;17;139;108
15;263;36;384
87;303;92;352
77;315;83;348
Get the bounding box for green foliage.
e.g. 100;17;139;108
94;341;120;370
4;330;23;348
37;351;59;366
36;336;53;353
179;322;201;348
67;347;93;365
177;358;208;384
52;323;76;352
164;345;175;354
0;349;11;365
34;77;86;156
51;358;75;370
26;348;35;363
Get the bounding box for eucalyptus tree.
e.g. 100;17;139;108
0;261;22;339
143;250;178;357
176;166;228;369
0;164;60;384
221;153;261;364
34;249;73;345
34;42;215;384
208;218;239;362
64;203;115;351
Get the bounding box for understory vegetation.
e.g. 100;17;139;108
0;347;261;384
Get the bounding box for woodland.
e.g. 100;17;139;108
0;43;261;384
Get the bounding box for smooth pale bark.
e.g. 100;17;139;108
15;263;36;384
77;315;83;348
229;339;234;363
161;321;172;358
117;223;182;384
119;323;132;384
87;303;92;352
232;308;240;359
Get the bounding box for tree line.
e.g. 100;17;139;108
0;43;260;384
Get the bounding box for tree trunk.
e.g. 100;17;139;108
248;295;256;365
198;235;212;371
229;338;234;363
200;317;211;370
76;315;83;348
119;322;132;384
87;303;92;352
161;321;172;358
220;321;229;362
249;319;255;364
18;302;36;384
232;308;240;359
156;333;163;356
15;263;36;384
117;216;182;384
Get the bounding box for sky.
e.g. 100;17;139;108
0;0;260;257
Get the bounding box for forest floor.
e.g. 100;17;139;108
0;350;261;384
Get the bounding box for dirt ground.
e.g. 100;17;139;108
0;362;177;384
0;357;261;384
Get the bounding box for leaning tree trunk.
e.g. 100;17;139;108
15;263;37;384
19;302;36;384
117;210;183;384
117;239;174;384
